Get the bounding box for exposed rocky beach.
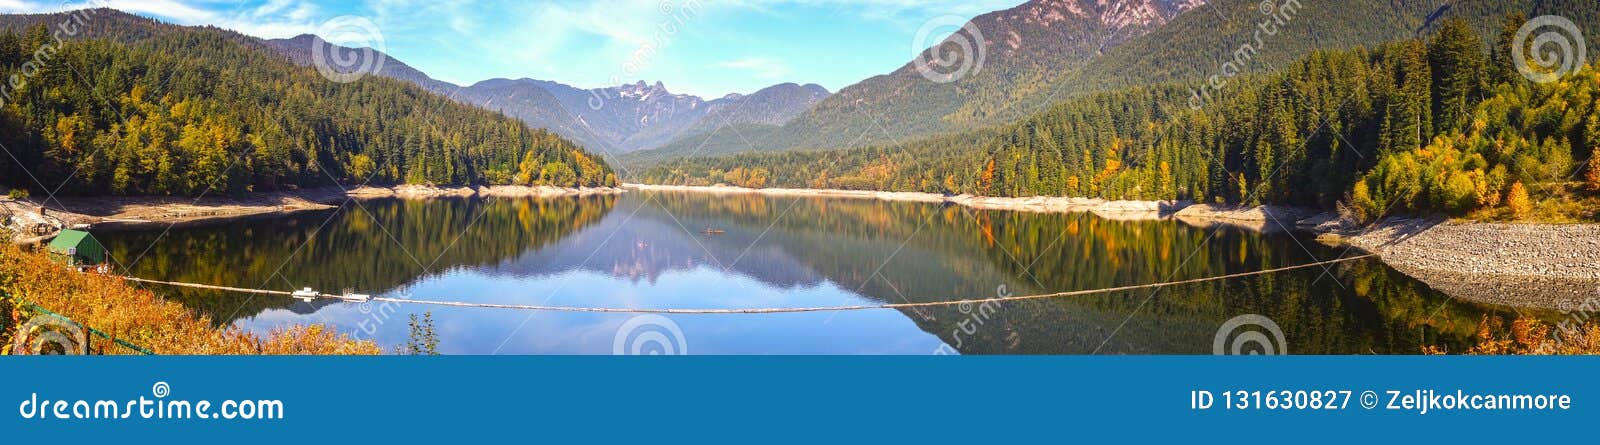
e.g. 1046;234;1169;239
1335;220;1600;309
1;185;624;239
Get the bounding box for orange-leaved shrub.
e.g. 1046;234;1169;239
0;243;379;355
1424;315;1600;355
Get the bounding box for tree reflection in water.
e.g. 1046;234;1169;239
97;191;1541;354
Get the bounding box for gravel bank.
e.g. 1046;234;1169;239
1343;220;1600;280
1340;219;1600;308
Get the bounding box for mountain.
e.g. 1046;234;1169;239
455;79;828;156
707;83;833;127
262;34;457;93
1032;0;1600;109
264;35;828;156
793;0;1206;138
635;0;1600;166
632;0;1206;163
637;12;1600;221
0;9;615;195
626;82;830;161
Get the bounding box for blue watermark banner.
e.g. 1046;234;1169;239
3;356;1594;443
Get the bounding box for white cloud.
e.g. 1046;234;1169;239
0;0;327;38
728;0;1023;26
94;0;221;23
0;0;1025;96
0;0;44;14
717;57;790;80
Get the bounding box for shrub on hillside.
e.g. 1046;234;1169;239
0;243;379;355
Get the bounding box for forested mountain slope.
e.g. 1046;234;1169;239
640;16;1600;222
635;0;1204;162
636;0;1599;164
0;10;615;196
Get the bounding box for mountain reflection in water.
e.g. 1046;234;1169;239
97;191;1533;354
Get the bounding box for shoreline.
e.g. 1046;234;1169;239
630;184;1600;309
625;183;1190;218
11;182;1595;309
2;184;624;238
1334;220;1600;309
627;184;1335;227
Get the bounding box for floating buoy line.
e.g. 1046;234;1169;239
118;254;1376;314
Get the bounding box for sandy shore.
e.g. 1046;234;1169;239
345;184;623;200
626;184;1189;217
3;185;623;241
1170;204;1326;232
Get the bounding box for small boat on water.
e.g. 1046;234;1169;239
701;228;726;235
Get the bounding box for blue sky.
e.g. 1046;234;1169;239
0;0;1022;97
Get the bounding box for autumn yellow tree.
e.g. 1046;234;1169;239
514;152;542;185
1157;161;1173;197
571;152;605;187
348;154;376;181
977;159;996;196
814;170;833;189
1586;154;1600;192
1342;180;1377;223
1505;181;1532;219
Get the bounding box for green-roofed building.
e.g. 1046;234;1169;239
48;229;107;267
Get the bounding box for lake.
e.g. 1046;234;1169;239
95;190;1522;354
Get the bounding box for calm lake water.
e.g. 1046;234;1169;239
96;191;1521;354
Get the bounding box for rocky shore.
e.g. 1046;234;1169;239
1342;220;1600;280
2;184;623;241
1337;219;1600;309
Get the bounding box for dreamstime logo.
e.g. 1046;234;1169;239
352;297;401;341
1546;292;1600;353
151;381;171;398
1513;15;1587;84
933;284;1012;355
612;314;688;355
0;5;100;109
10;311;88;355
911;15;986;84
310;16;387;83
18;381;286;420
1212;314;1287;355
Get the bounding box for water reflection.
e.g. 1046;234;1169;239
97;191;1534;354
